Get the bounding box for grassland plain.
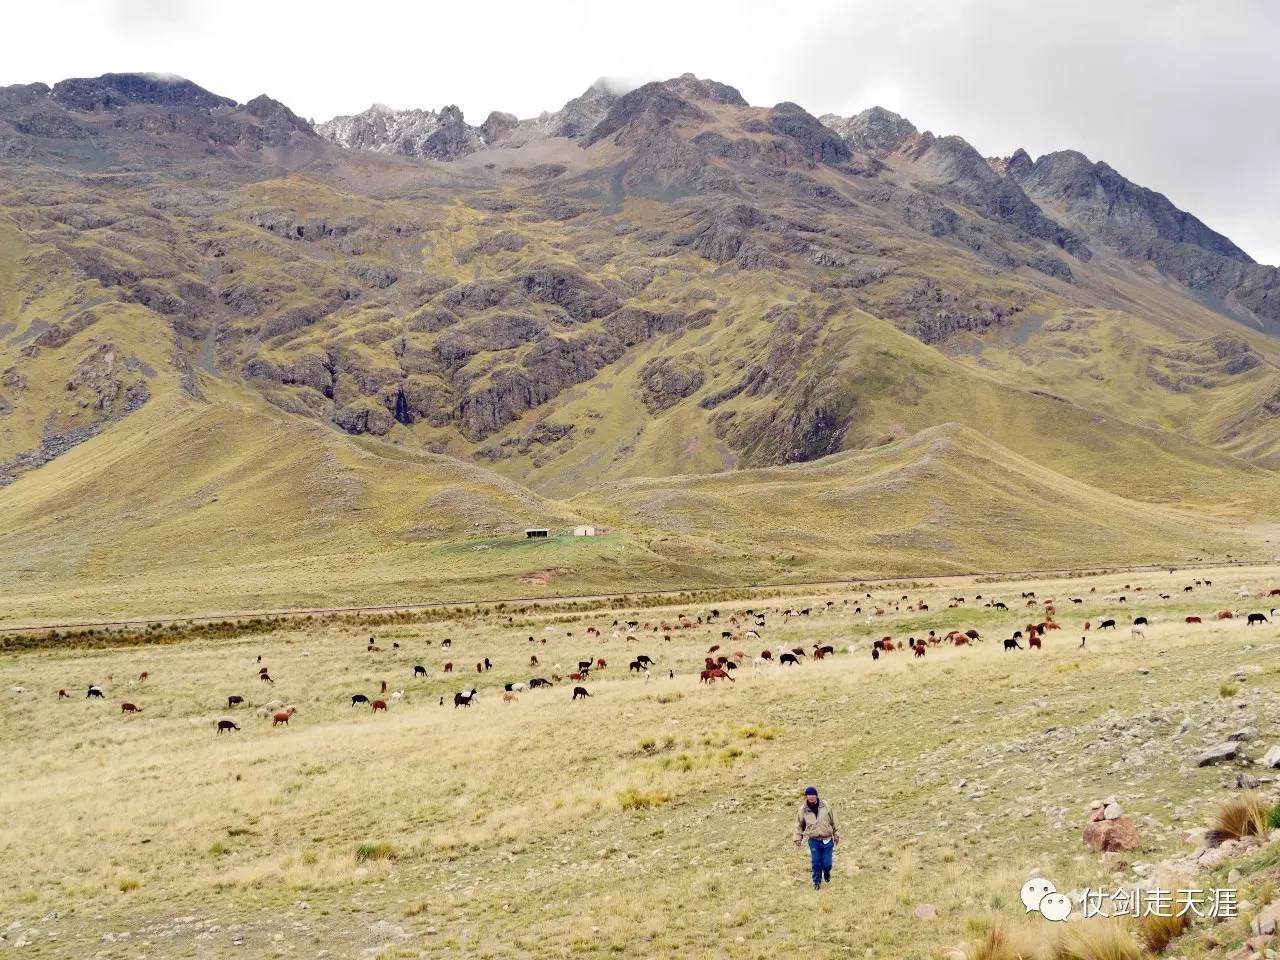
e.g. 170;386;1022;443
3;566;1280;958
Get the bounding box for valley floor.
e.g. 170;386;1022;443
3;566;1280;958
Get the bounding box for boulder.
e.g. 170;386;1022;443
1197;742;1242;766
1260;746;1280;769
1083;815;1141;852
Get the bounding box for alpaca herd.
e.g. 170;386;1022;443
35;579;1278;738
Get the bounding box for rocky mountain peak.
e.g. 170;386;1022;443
1007;149;1253;264
821;106;918;155
50;73;235;112
580;79;711;148
662;73;748;107
991;147;1033;179
753;101;851;165
315;102;482;160
243;94;314;136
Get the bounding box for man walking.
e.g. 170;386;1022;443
793;785;839;889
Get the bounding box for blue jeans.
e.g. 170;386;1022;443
808;838;834;885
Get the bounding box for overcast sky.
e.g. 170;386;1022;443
7;0;1278;264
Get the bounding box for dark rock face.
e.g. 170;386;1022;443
316;103;483;160
480;110;518;144
637;352;706;412
51;73;235;112
242;94;314;139
514;267;620;321
1;341;152;486
703;305;858;465
458;231;526;263
1010;150;1250;261
906;136;1089;259
0;82;88;140
662;73;748;107
1008;149;1280;331
602;307;712;346
416;105;481;160
456;332;624;440
674;203;789;269
753;102;851;165
333;401;395;436
582;82;710;148
0;74;321;160
545;80;620;137
435;314;547;364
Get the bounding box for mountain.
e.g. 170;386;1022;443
313;79;624;160
316;103;482;160
1003;149;1280;334
1;71;1277;618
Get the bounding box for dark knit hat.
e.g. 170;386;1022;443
804;786;818;797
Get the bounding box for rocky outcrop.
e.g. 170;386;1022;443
707;305;858;465
904;135;1090;259
0;82;89;140
50;73;235;112
821;106;918;156
333;400;395;436
479;110;518;145
637;352;706;412
581;80;711;148
524;79;623;141
750;102;850;165
456;332;624;439
316;103;483;160
514;267;620;321
545;80;622;137
673;203;794;269
1010;149;1250;261
1007;149;1280;332
242;94;315;142
1;341;152;486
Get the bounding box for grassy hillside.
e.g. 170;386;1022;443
0;382;699;623
2;384;1274;625
575;422;1274;581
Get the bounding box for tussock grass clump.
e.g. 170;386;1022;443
115;874;141;893
1219;681;1239;697
1267;803;1280;832
965;924;1044;960
354;841;397;861
1136;909;1190;953
616;787;670;811
1208;792;1270;843
1050;918;1147;960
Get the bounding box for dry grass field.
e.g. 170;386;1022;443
4;565;1280;958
